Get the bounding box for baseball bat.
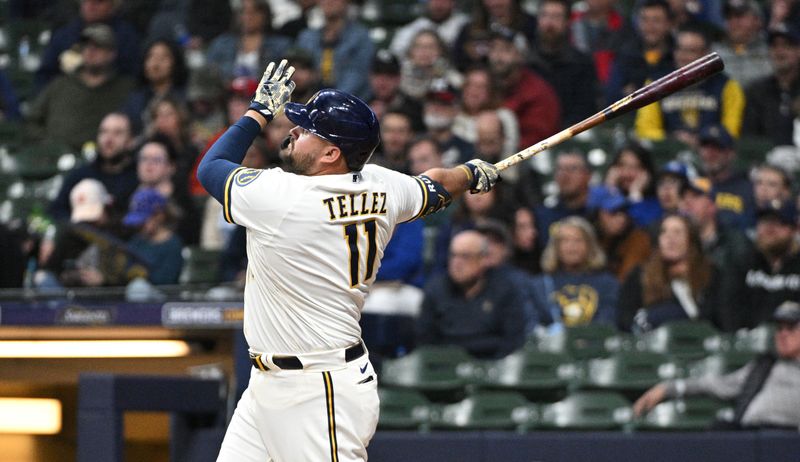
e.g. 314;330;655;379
494;52;725;171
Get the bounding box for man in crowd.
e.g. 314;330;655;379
535;149;593;245
634;300;800;429
416;229;527;359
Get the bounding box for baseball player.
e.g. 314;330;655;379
197;60;500;462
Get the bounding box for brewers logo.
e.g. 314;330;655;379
553;284;599;326
235;168;262;187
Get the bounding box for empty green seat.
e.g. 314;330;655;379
380;345;474;402
636;397;730;431
535;324;620;360
641;320;722;360
479;350;575;402
580;351;679;399
538;391;632;430
687;351;756;378
431;390;532;431
377;388;432;430
7;142;75;179
179;247;221;285
733;323;775;354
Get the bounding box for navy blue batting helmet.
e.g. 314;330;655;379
284;89;380;171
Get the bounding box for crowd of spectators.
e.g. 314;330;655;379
0;0;797;362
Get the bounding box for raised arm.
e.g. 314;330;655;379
197;60;296;203
422;159;500;199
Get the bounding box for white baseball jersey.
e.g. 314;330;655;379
223;164;429;355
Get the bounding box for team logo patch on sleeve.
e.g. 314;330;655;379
235;168;262;187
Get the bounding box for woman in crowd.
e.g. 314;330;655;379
531;216;619;329
122;38;188;134
600;142;662;227
511;206;542;274
205;0;291;81
399;29;462;101
617;213;728;332
144;95;199;190
452;66;520;156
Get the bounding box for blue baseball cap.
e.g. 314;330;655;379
699;125;734;149
659;160;689;179
590;186;629;212
123;188;167;227
756;199;798;226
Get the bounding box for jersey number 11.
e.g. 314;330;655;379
343;219;378;287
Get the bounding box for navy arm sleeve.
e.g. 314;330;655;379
197;116;262;204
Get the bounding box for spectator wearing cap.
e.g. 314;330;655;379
605;0;674;107
124;188;184;285
205;0;292;81
474;219;541;334
593;187;652;281
452;67;520;157
531;216;619;330
681;176;753;330
488;25;562;149
635;25;745;146
600;142;662;227
49;112;139;222
569;0;630;85
618;213;726;332
634;300;800;430
26;24;136;150
367;49;425;132
421;81;475;167
712;0;773;89
452;0;538;72
389;0;470;58
531;0;599;127
697;123;757;230
186;66;227;150
295;0;374;100
35;0;141;90
37;178;145;288
399;29;463;101
656;160;691;216
737;199;800;328
742;23;800;146
122;39;189;135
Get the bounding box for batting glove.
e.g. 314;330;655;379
463;159;500;193
249;59;296;122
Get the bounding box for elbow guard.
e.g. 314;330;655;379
415;175;453;218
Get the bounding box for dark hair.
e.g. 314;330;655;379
138;132;179;164
237;0;274;33
408;134;443;155
677;24;711;48
139;39;188;88
609;141;657;197
637;0;673;19
539;0;572;18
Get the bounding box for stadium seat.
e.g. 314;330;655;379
640;320;723;360
580;351;680;399
431;390;532;431
733;323;776;354
6;142;75;179
537;391;632;431
179;247;222;285
479;350;576;402
687;350;756;378
736;136;773;168
377;388;432;431
535;324;621;360
380;345;474;402
0;195;41;229
635;397;731;431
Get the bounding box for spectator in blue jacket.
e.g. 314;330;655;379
531;216;619;330
295;0;374;99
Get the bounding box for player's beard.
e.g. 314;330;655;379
280;136;315;175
